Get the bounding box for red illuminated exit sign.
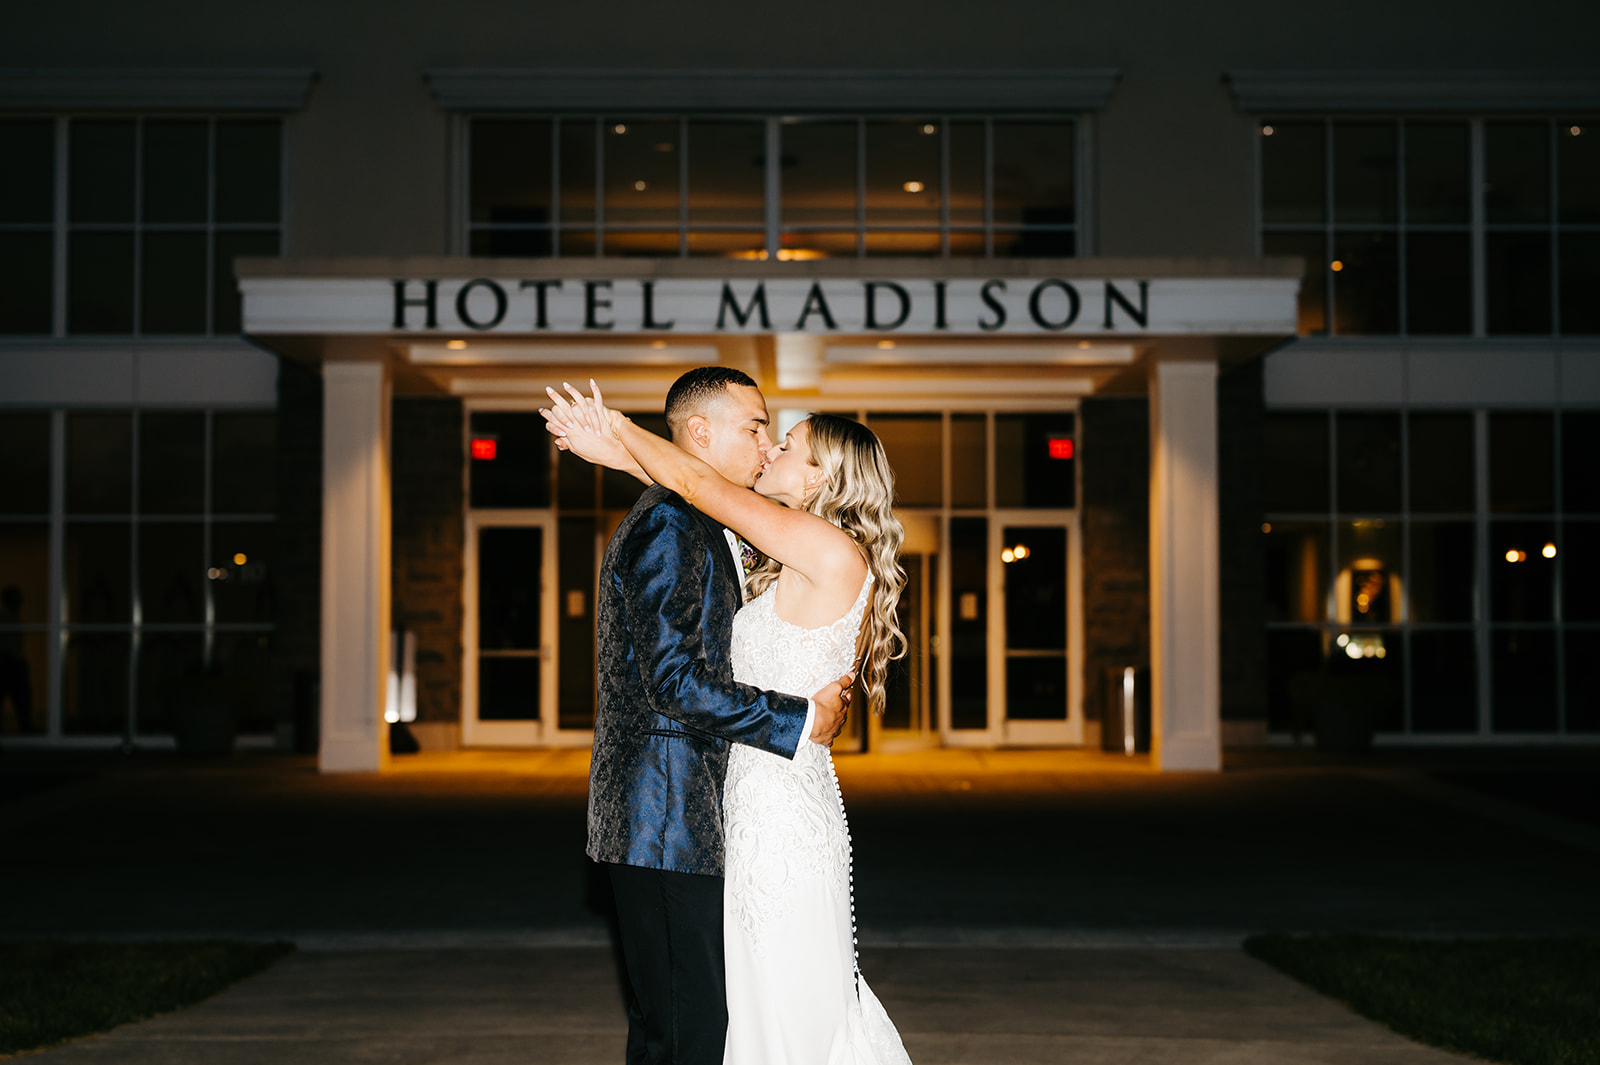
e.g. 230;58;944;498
471;437;497;460
1048;436;1075;460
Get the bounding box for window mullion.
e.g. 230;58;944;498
550;118;561;259
856;117;866;258
132;118;143;336
764;118;780;261
1471;119;1488;337
1325;120;1336;336
593;116;604;258
206;118;217;335
1473;409;1491;734
983;118;994;258
1397;120;1408;336
679;116;689;258
1549;119;1561;335
53;117;69;338
47;410;66;739
939;117;951;258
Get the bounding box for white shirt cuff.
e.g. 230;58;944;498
801;698;817;748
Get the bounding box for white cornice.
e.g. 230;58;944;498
1225;70;1600;113
423;68;1121;113
0;68;317;111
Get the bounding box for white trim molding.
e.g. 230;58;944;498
0;68;317;111
1224;70;1600;113
423;68;1121;113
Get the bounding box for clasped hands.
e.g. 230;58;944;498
540;379;629;468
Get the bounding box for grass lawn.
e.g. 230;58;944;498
1244;933;1600;1065
0;941;293;1056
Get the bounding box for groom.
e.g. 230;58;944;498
587;366;851;1065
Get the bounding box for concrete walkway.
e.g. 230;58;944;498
24;946;1474;1064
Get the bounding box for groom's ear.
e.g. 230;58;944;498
685;413;712;451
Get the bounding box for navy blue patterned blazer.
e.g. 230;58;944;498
587;484;810;876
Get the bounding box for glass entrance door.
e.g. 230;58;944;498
998;520;1081;744
464;512;561;745
870;549;937;751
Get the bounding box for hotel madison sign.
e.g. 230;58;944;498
241;275;1299;336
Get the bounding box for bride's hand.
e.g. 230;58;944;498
540;379;633;471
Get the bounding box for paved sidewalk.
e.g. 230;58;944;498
24;946;1473;1065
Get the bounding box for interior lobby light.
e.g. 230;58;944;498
233;553;247;565
1013;544;1029;559
1543;542;1557;558
1505;548;1526;563
1571;125;1583;136
1331;260;1344;272
634;180;647;191
613;123;627;134
922;123;937;134
903;181;925;193
1261;125;1275;136
446;339;467;350
1002;548;1015;563
1261;523;1272;534
877;340;896;350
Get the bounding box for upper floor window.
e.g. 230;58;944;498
467;115;1078;260
1259;117;1599;337
0;116;283;337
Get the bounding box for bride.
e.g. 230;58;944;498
546;380;914;1065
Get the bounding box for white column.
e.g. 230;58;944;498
319;362;391;773
1148;360;1222;772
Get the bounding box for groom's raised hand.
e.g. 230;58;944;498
808;673;855;746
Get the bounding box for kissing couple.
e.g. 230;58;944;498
542;367;914;1065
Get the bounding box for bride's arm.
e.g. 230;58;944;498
559;383;863;588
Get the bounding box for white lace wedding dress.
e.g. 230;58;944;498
723;573;913;1065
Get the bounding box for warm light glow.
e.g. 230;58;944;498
1047;436;1074;460
922;123;937;134
1505;548;1526;563
1261;125;1275;136
1077;340;1091;349
471;438;498;461
1376;647;1387;658
207;567;224;580
1346;642;1363;659
634;180;647;191
877;340;896;349
1336;633;1350;647
654;142;674;152
1543;542;1557;558
1261;522;1273;534
613;123;627;134
649;340;667;349
446;339;467;350
902;181;925;193
1571;125;1583;136
1013;544;1029;560
233;553;247;565
728;247;826;262
1002;548;1015;563
1331;260;1344;272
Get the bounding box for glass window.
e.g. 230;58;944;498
140;413;206;514
1484;123;1550;225
1405;232;1472;335
1262;413;1330;513
0;414;52;515
0;232;54;335
1263;521;1328;622
141;231;208;334
67;231;135;334
211;521;276;623
63;631;129;734
213;412;277;514
65;521;131;623
213;631;275;733
1486;232;1553;334
1410;630;1478;732
142;120;209;224
1565;413;1600;513
1489;520;1555;622
1332;231;1399;335
604;119;678;228
0;119;55;223
1488;413;1554;514
559;119;597;231
1265;628;1325;735
139;522;204;624
1262;231;1327;335
866;120;940;229
1261;122;1325;225
0;524;50;623
948;516;988;730
1335;412;1400;513
1409;521;1474;622
1338;520;1401;624
782;121;857;230
470;412;550;508
991;121;1074;228
215;121;281;224
948;121;985;229
994;413;1075;508
1333;123;1397;225
1560;233;1600;335
557;516;598;730
69;120;136;223
470;120;551;227
950;414;987;508
869;414;941;507
1558;120;1600;223
1563;520;1599;622
1408;413;1475;513
1567;630;1600;732
1490;629;1557;732
1406;122;1470;224
688;121;764;229
66;413;132;514
136;632;202;735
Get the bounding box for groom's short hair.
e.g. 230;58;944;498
664;366;758;442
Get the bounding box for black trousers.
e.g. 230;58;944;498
606;862;727;1065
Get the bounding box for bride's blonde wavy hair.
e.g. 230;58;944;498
746;414;907;715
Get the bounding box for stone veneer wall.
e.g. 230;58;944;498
274;358;323;751
391;398;466;732
1080;397;1150;735
1218;359;1269;738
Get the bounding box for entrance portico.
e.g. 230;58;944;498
239;257;1298;772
